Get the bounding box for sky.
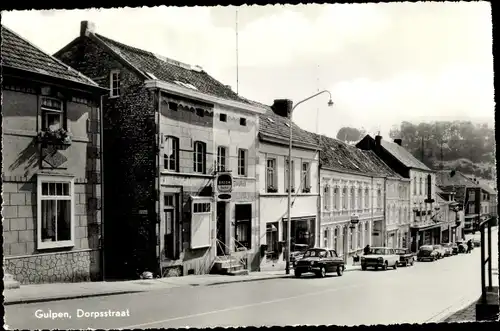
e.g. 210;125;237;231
1;2;494;139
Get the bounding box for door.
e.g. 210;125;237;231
216;201;227;256
164;194;178;260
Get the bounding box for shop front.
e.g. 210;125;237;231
410;223;444;252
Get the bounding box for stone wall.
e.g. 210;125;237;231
4;249;100;284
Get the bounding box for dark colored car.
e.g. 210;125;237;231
417;245;439;262
456;241;467;253
294;248;345;278
395;248;415;267
290;244;309;266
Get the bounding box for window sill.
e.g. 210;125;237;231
37;240;75;250
160;170;214;178
260;192;317;197
109;95;120;99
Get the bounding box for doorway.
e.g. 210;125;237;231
164;194;179;260
216;201;227;256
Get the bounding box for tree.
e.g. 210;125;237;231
336;127;366;144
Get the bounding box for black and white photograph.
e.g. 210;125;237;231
2;1;498;329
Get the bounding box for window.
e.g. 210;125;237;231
168;102;178;111
365;223;369;246
419;178;423;195
285;158;295;191
425;177;428;196
364;188;369;208
37;175;74;249
238;149;247;176
413;177;417;195
324;229;328;248
357;188;362;210
334;228;338;251
266;158;277;192
349;227;354;250
342;188;348;209
110;70;120;97
41;97;64;131
193;141;206;173
193;202;211;213
377;189;382;208
302;162;310;192
333;187;339;209
219;113;227;122
323;185;330;211
357;225;361;248
164;136;179;171
195;108;204;117
240;118;247;126
217;146;227;172
350;187;355;211
235;204;252;249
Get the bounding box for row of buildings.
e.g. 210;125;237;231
2;22;497;285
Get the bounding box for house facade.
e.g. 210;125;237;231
257;100;320;271
357;135;437;252
435;186;463;243
2;25;106;284
385;177;412;249
312;134;409;262
55;21;264;278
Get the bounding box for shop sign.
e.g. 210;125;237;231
216;172;232;201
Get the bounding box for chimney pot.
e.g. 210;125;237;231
80;21;96;37
394;138;402;146
271;99;293;118
375;135;382;147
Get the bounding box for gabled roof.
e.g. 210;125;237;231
257;107;318;149
476;182;497;195
436;170;477;187
310;133;401;178
91;33;249;104
1;25;99;88
357;135;432;172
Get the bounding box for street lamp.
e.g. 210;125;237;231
285;90;334;275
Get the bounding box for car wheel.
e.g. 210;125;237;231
403;261;408;267
316;267;326;278
294;271;301;278
393;262;398;270
361;264;367;271
382;262;388;271
410;259;414;266
337;266;344;276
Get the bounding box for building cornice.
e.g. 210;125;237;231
144;79;267;115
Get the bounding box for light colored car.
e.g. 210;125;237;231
441;243;453;257
432;244;446;258
361;247;400;271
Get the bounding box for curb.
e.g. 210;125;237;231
4;290;144;306
425;293;480;323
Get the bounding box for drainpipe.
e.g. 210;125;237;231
99;94;105;281
156;88;162;277
383;177;388;246
317;158;321;248
370;176;374;247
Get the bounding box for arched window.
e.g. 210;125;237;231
342;187;348;209
350;187;355;211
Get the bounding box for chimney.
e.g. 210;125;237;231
80;21;96;37
375;135;382;151
225;85;232;91
394;138;402;146
271;99;293;118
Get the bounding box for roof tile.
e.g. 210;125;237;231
379;139;431;171
93;33;249;104
1;25;98;87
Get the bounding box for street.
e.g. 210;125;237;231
6;229;498;329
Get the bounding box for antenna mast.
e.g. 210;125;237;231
236;9;239;95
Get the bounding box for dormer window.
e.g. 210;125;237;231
110;70;121;97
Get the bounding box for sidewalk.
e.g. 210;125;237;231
4;265;361;305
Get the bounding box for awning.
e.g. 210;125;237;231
410;222;444;231
266;224;278;232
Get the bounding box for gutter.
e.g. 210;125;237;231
383;177;388;246
155;88;162;277
99;94;105;281
258;132;319;151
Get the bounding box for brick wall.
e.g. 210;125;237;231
56;36;157;279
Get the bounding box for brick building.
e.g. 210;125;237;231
54;21;264;278
2;25;106;284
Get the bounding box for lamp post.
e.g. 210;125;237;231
285;90;334;275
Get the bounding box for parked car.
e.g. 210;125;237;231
290;244;309;266
456;240;467;253
472;236;481;247
441;243;454;257
395;248;415;267
360;247;400;271
417;245;439;261
432;244;446;258
294;248;345;278
446;242;459;255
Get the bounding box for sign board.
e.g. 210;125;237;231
350;214;360;224
216;172;233;201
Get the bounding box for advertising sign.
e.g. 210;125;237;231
216;172;233;201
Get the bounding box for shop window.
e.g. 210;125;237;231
190;199;211;249
235;204;252;249
37;175;75;249
164;136;179;171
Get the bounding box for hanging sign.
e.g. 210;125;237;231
216;172;233;201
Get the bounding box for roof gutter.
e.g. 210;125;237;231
258;132;319;151
144;79;267;115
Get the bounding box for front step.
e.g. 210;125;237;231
211;256;248;275
228;269;249;276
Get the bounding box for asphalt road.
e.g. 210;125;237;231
6;228;498;329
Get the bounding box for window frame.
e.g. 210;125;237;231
237;148;248;176
323;184;330;211
364;188;369;208
109;69;121;98
193;141;206;174
301;162;311;192
37;175;75;250
217;146;227;172
164;136;179;172
40;97;65;131
266;158;277;192
284;158;295;192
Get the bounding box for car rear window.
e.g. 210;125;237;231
420;246;433;251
